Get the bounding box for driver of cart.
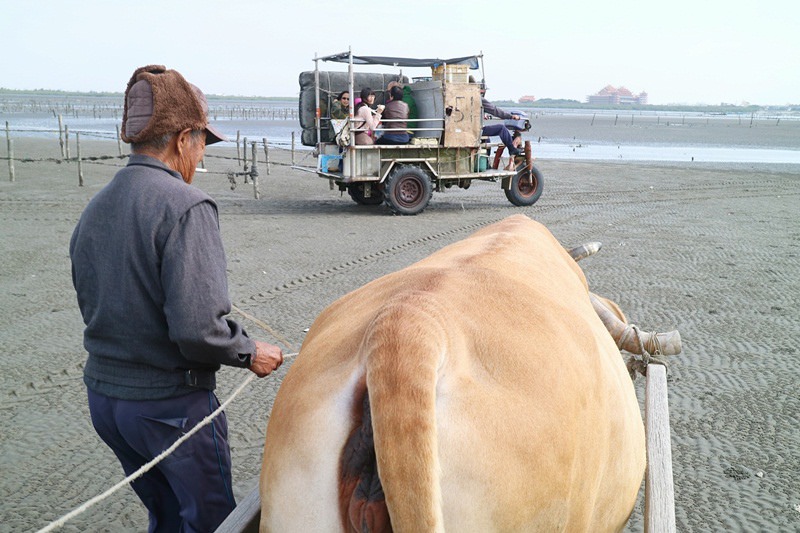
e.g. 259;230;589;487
376;85;410;145
469;75;522;156
353;87;383;144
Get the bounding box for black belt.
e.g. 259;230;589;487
184;369;216;389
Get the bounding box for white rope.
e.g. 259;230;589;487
36;303;298;532
37;350;299;532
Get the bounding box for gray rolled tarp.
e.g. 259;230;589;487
299;71;408;146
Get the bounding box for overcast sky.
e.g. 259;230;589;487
1;0;797;105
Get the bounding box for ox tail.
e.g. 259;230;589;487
340;300;446;533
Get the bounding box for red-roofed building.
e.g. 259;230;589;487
518;95;536;103
587;86;648;105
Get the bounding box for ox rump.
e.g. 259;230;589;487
260;214;677;532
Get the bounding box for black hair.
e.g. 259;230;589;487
337;90;349;100
355;87;374;113
469;75;486;91
359;87;374;101
389;86;404;101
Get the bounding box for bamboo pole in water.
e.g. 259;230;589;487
236;131;241;166
242;137;249;183
76;132;84;186
250;141;260;200
6;122;15;182
262;138;270;176
58;115;65;158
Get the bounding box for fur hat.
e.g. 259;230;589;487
121;64;227;145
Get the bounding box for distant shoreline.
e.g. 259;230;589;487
3;112;800;165
0;88;297;102
1;88;797;114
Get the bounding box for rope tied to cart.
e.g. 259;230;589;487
625;324;669;379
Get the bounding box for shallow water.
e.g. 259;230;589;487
531;141;800;164
4;104;800;164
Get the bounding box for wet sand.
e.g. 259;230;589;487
1;130;799;531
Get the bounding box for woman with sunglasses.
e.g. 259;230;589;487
331;90;349;119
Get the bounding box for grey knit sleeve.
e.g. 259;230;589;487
160;201;255;367
482;98;514;120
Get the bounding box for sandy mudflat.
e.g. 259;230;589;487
1;132;799;532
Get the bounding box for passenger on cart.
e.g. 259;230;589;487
330;91;349;119
376;85;411;145
354;87;383;145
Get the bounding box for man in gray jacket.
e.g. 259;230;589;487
470;75;522;156
70;65;283;532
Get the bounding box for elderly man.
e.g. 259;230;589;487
70;65;283;532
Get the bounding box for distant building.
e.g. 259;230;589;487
518;95;536;103
587;85;648;105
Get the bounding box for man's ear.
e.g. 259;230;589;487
175;128;193;154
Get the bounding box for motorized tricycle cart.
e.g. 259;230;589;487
295;50;544;215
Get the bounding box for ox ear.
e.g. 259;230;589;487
568;242;602;262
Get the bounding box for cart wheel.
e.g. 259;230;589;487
384;165;433;215
505;164;544;206
348;183;385;205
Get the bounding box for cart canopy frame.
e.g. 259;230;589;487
318;53;481;69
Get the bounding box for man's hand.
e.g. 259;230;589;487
249;341;284;378
511;114;520;120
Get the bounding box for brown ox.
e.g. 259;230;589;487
260;214;653;532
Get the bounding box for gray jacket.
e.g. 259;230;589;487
70;155;255;400
481;97;514;120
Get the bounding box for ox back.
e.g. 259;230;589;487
260;214;645;532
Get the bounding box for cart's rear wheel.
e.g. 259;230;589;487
348;182;384;205
384;165;432;215
505;164;544;206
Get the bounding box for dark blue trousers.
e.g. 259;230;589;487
482;123;515;151
87;388;236;533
